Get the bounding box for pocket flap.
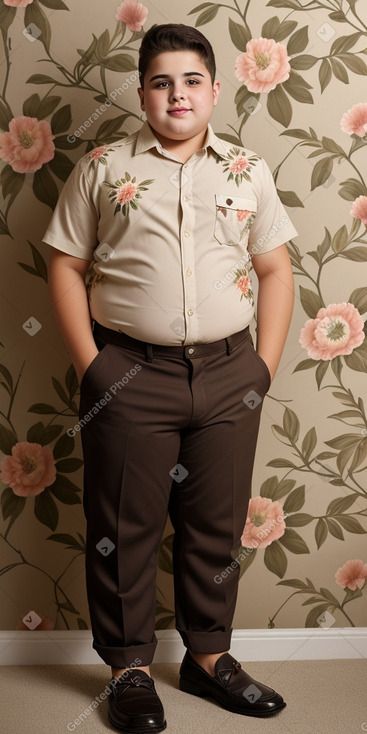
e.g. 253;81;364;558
215;194;257;211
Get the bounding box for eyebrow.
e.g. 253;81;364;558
148;72;205;82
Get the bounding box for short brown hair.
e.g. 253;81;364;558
138;24;216;88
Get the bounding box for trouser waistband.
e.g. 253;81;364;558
92;321;250;362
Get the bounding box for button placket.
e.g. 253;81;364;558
180;162;197;344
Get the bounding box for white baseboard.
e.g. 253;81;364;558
0;628;366;665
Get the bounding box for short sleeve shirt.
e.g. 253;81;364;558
42;121;298;345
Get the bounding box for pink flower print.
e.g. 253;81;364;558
237;209;250;222
0;441;56;497
350;195;367;226
241;496;286;549
4;0;33;6
116;182;138;204
340;103;367;137
0;116;55;173
234;268;253;302
229;156;249;175
116;0;148;31
236;275;250;295
335;559;367;591
88;146;108;160
299;302;365;361
235;37;291;94
16;609;54;630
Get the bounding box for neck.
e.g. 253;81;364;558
149;125;208;163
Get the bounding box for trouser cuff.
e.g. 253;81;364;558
93;638;158;667
177;628;232;653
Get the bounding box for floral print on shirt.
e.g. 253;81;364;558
104;172;155;216
87;145;115;165
234;268;254;303
218;147;260;186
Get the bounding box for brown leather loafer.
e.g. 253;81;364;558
108;670;167;732
179;650;286;717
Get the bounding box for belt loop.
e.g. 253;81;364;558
225;337;232;356
145;343;154;362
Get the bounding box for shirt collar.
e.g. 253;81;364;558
134;120;229;160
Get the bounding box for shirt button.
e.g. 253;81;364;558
188;347;195;355
187;308;194;316
184;230;191;237
226;198;233;206
183;195;189;202
186;268;192;276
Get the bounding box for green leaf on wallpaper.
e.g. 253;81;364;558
349;438;367;473
280;127;312;140
1;488;26;523
284;513;314;527
58;599;80;615
315;518;328;549
337;515;366;534
34;489;58;530
319;58;332;93
54;135;84;149
187;2;214;14
349;288;367;315
27;74;59;85
278;528;309;554
53;432;74;460
325;433;361;451
33;167;59;209
277;578;310;590
277;189;304;208
283;485;305;513
47;533;84;549
55;458;83;472
51;105;72;134
301;428;317;462
340;247;367;262
102;54;137;72
329;11;347;23
315;360;328;390
293;359;317;373
330;32;361;56
330;57;349;84
331;225;348;254
339;177;367;201
228;17;250;51
305;604;332;628
0;100;13;132
238;547;256;580
157;533;174;574
28;402;58;414
326;494;358;516
264;541;287;578
321;137;344;156
27;421;63;445
38;0;69;9
287;26;309;55
290;55;318;70
49;484;81;505
38;96;62;120
65;364;78;399
24;1;51;53
339;54;367;75
261;15;280;39
194;4;219;27
95;29;111;60
0;425;17;455
215;133;243;146
273;20;297;43
325;518;344;540
23;93;41;118
234;86;258;119
50;474;81;494
96;115;130;142
0;364;13;393
283;408;300;442
17;241;48;283
1;165;25;202
310;156;333;190
48;151;74;182
299;286;323;319
267;85;292;127
267;458;296;468
0;5;16;33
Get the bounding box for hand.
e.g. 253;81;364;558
75;347;99;385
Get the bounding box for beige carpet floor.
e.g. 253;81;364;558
1;659;366;734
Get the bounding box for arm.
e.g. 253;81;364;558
251;243;294;382
48;249;99;384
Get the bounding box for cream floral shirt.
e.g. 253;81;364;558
43;121;298;345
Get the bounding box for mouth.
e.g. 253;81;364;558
168;108;191;116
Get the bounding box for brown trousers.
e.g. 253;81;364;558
78;321;271;668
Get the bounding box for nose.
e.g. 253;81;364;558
169;83;187;102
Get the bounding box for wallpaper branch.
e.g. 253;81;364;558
0;0;366;635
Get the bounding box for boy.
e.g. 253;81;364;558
45;23;298;733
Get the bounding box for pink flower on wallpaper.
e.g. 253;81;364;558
16;609;54;630
0;442;56;497
116;182;138;204
235;37;291;93
229;156;249;175
340;103;367;137
3;0;33;6
88;145;108;160
237;209;250;222
335;559;367;591
241;496;286;549
116;0;148;31
350;195;367;226
299;303;365;361
0;116;55;174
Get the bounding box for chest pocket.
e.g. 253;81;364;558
214;194;257;246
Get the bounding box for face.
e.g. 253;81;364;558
137;50;220;145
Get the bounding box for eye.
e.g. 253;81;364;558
155;81;170;88
187;79;199;84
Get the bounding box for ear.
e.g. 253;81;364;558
212;80;221;107
137;87;145;110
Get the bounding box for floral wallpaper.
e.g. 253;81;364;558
0;0;366;638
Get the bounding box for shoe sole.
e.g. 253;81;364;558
108;711;167;733
179;676;286;717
